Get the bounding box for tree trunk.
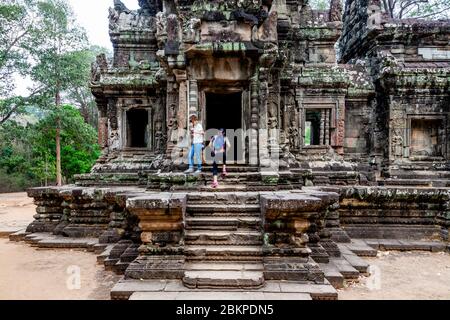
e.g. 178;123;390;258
55;89;62;187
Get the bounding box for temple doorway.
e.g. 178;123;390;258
126;108;149;148
205;92;243;163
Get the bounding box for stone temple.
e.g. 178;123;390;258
14;0;450;300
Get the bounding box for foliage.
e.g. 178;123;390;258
381;0;450;19
309;0;333;10
308;0;449;19
66;45;111;128
0;105;100;192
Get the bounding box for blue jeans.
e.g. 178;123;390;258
188;143;203;170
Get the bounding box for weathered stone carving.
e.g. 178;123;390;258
91;53;108;82
329;0;342;22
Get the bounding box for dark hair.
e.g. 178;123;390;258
219;128;225;135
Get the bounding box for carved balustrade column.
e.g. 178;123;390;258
97;102;108;150
325;109;330;145
259;69;270;167
166;75;179;157
320;109;325;145
249;78;259;166
188;80;199;118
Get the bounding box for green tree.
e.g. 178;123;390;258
0;105;100;191
29;0;89;186
66;45;111;128
32;105;100;182
0;0;46;124
382;0;450;19
309;0;332;10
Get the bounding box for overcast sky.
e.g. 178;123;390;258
68;0;140;50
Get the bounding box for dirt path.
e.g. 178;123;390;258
339;251;450;300
0;192;35;235
0;192;120;300
0;239;120;300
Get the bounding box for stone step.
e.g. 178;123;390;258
340;240;378;257
318;263;344;289
183;270;265;289
185;230;262;245
185;245;263;261
186;204;260;215
328;258;360;280
201;165;260;173
380;178;449;187
186;192;260;204
342;254;369;274
185;262;264;271
8;229;29;241
185;217;262;231
365;239;447;252
389;170;450;179
111;279;335;300
129;291;312;300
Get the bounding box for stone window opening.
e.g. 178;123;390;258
125;108;150;149
304;109;331;146
409;118;445;158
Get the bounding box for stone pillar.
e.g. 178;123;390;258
173;70;188;163
335;98;346;155
26;187;64;233
249;78;259;166
166;75;178;157
325;109;330;145
320;109;325;145
260;190;340;282
259;70;270;167
295;88;304;149
124;193;187;280
98;103;108;150
188;79;199;118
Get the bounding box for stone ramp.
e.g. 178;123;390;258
111;279;337;301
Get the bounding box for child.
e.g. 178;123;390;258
210;128;231;188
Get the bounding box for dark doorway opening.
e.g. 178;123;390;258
206;92;242;131
206;92;243;163
126;109;149;148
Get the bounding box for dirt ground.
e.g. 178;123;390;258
0;192;35;235
339;251;450;300
0;192;449;300
0;192;120;300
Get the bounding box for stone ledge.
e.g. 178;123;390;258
111;279;336;300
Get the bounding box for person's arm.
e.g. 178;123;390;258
225;137;231;149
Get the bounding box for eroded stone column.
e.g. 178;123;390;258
250;78;259;165
188;79;198;117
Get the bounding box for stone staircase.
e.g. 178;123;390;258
380;163;450;187
182;192;265;289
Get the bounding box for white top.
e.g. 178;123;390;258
192;123;204;144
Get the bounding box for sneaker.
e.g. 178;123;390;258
211;181;219;188
184;168;194;174
194;169;202;175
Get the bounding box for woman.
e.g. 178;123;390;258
210;128;231;188
184;114;204;174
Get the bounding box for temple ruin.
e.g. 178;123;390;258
14;0;450;300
